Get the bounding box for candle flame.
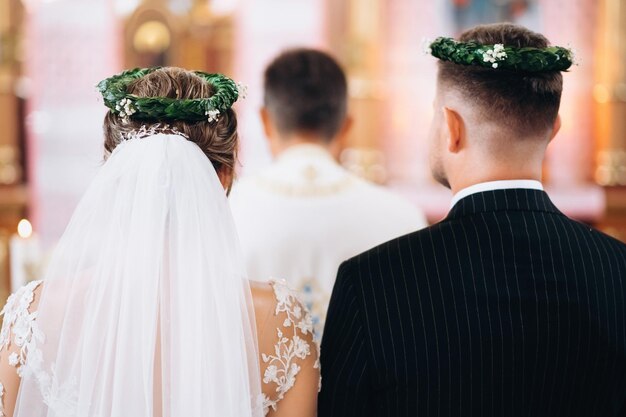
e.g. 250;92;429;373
17;219;33;239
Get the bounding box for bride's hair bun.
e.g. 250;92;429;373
103;67;239;182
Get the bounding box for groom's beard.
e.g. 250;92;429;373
430;157;451;190
433;171;450;190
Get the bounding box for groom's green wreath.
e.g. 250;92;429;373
97;67;246;123
427;37;574;72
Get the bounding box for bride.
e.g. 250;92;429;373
0;67;319;417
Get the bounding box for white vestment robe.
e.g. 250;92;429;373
230;144;428;335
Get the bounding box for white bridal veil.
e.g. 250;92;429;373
13;132;263;417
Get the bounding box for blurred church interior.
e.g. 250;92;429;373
0;0;625;302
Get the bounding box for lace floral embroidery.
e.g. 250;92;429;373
0;280;44;375
261;279;319;414
0;280;43;416
0;281;79;417
108;124;190;159
122;123;189;142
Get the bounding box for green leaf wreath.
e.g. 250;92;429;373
428;37;574;72
97;67;246;123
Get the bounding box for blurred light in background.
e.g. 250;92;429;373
0;0;624;297
133;20;172;54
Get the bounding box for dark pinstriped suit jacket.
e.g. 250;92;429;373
319;189;626;417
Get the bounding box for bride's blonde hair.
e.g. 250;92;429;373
102;67;239;182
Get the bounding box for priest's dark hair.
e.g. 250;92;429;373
438;23;563;138
263;48;348;141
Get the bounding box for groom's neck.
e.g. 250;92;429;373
448;157;545;195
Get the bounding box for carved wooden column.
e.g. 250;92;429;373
381;0;439;185
593;0;626;239
594;0;626;186
0;0;27;307
534;0;605;224
539;0;596;186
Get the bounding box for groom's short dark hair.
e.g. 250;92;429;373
438;23;563;138
264;48;348;141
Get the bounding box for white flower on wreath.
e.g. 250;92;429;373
567;46;578;65
482;43;507;68
205;108;220;123
420;37;433;55
115;98;136;123
236;82;248;100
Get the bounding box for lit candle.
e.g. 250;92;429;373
9;219;41;291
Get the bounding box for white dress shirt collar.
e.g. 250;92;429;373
450;180;544;209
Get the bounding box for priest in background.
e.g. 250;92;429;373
229;48;427;335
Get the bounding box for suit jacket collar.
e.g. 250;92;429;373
446;188;562;220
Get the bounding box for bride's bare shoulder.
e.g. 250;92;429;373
249;281;277;338
249;280;274;312
249;280;275;304
249;279;319;416
0;280;45;417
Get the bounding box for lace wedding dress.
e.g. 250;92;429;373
0;133;319;417
0;278;318;417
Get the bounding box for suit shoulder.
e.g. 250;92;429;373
344;223;444;282
563;217;626;250
354;221;445;258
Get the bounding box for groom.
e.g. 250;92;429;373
319;23;626;417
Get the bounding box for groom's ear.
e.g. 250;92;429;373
443;106;464;154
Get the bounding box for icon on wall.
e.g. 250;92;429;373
450;0;542;33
